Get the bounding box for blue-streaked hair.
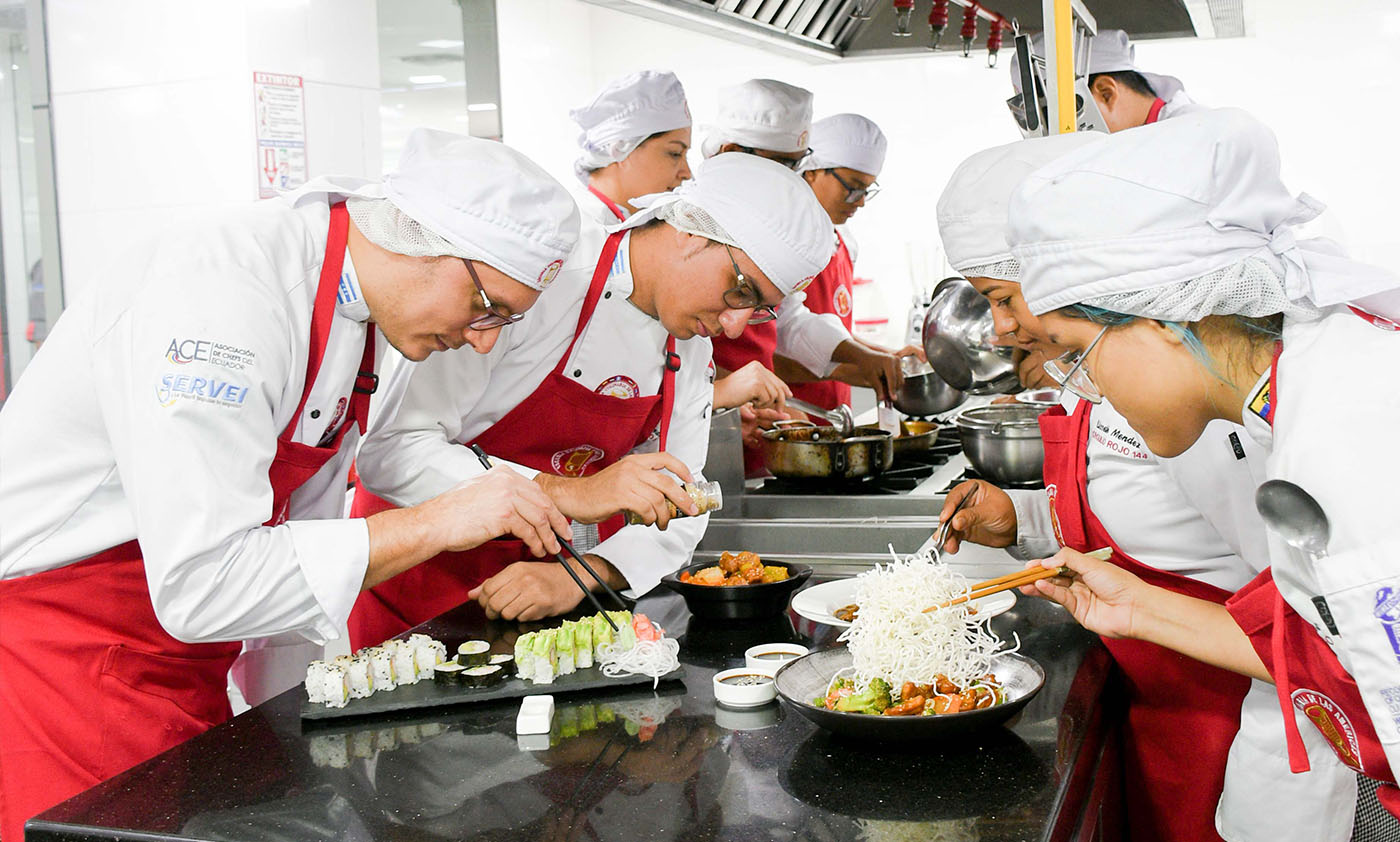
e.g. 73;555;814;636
1062;304;1282;378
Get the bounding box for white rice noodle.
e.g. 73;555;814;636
598;638;681;689
837;547;1016;690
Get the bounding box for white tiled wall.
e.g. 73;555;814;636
45;0;381;302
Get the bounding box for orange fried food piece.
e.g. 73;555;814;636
689;566;725;586
884;695;926;716
934;674;959;696
930;694;962;715
760;565;789;583
718;551;741;574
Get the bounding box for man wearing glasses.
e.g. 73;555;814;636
0;129;587;838
348;152;836;644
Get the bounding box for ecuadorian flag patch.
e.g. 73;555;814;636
1248;379;1272;424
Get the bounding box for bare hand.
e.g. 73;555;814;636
467;556;619;621
422;467;570;558
937;480;1017;552
538;452;696;528
1022;548;1145;639
740;404;793;449
889;343;928;364
713;360;790;410
834;341;903;401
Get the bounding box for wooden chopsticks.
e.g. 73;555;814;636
468;445;628;630
923;547;1113;613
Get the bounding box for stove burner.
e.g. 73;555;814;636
755;449;956;496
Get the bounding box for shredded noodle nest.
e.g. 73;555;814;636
598;638;681;689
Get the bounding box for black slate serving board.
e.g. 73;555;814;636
301;663;685;721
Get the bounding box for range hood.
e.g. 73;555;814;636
578;0;1245;61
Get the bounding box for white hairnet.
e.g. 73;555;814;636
569;70;691;186
380;129;579;291
936;132;1102;282
797;113;888;177
1008;108;1400;323
700;79;813;159
1008;29;1185;102
620;152;834;295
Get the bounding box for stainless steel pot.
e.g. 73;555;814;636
954;404;1045;487
922;278;1019;395
891;371;966;417
855;420;938;457
760;422;894;480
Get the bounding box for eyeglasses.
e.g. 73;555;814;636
463;259;525;331
720;244;777;325
826;168;880;203
734;145;812;171
1043;326;1108;403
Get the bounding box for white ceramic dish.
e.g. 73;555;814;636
713;667;778;708
790;578;1015;629
744;643;810;670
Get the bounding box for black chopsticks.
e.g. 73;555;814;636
468;445;628;630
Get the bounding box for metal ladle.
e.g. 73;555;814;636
783;398;856;437
1255;479;1331;563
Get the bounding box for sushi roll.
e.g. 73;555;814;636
365;647;397;691
413;636;447;676
592;612;614;660
556;621;577;676
514;632;537;682
531;629;559;684
456;640;490;667
344;654;375;699
575;620;594;670
608;611;637;651
388;639;420;685
462;665;504;688
433;662;466;685
488;653;516;678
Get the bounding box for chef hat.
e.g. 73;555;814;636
1008;29;1185;102
936;132;1102;281
619;152;834;296
797;113;888;177
374;128;579;291
700;79;813;159
1009;108;1400;323
569;70;691;186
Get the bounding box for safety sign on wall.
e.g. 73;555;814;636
253;72;307;198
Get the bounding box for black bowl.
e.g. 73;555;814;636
774;647;1044;741
660;559;813;620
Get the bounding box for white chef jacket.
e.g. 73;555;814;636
356;220;714;598
1241;306;1400;783
0;179;413;647
577;187;624;227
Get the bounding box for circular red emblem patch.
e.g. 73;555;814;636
550;444;605;477
833;284;853;319
595;375;640;399
1292;688;1364;771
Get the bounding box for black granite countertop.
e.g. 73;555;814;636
30;583;1113;842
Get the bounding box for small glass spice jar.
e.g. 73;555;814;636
624;480;723;525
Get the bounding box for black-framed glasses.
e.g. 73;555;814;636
1043;325;1108;403
826;168;880;203
734;145;812;171
720;244;777;325
463;259;525;331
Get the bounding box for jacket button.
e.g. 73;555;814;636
573;369;582;377
604;291;612;299
310;409;320;419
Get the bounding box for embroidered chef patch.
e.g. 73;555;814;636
1248;378;1272;424
156;372;250;409
537;259;564;288
165;337;255;371
1292;689;1364;772
793;274;816;293
595;375;640;399
833;285;852;319
1374;587;1400;665
551;444;605;477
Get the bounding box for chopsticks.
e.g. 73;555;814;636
923;546;1113;613
468;445;628;629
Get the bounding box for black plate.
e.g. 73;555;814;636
660;559;812;620
774;647;1043;740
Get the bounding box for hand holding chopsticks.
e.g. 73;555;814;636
469;445;629;628
924;547;1113;613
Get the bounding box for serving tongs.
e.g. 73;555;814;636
923;547;1113;612
469;444;628;631
783;397;856;436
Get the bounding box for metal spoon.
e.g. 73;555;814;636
1255;479;1331;563
783;397;856;437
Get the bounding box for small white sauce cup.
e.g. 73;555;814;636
713;667;777;708
744;643;810;671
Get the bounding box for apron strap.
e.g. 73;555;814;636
1273;588;1313;772
1265;340;1283;427
587;186;628;223
658;335;678;450
1145;97;1167;124
285;201;351;440
552;231;624;378
349;325;378;435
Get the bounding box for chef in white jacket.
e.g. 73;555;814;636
347;152;836;646
570;70;789;412
0;129;583;842
1008;28;1203;134
935;131;1358;842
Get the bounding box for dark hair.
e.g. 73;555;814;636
1088;70;1156;98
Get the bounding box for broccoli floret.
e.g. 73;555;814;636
834;677;892;714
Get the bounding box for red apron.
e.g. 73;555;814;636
348;230;678;650
0;202;375;842
1225;343;1400;815
789;234;854;412
587;185;628;223
1040;400;1251;842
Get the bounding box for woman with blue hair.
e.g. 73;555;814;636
1007;107;1400;824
